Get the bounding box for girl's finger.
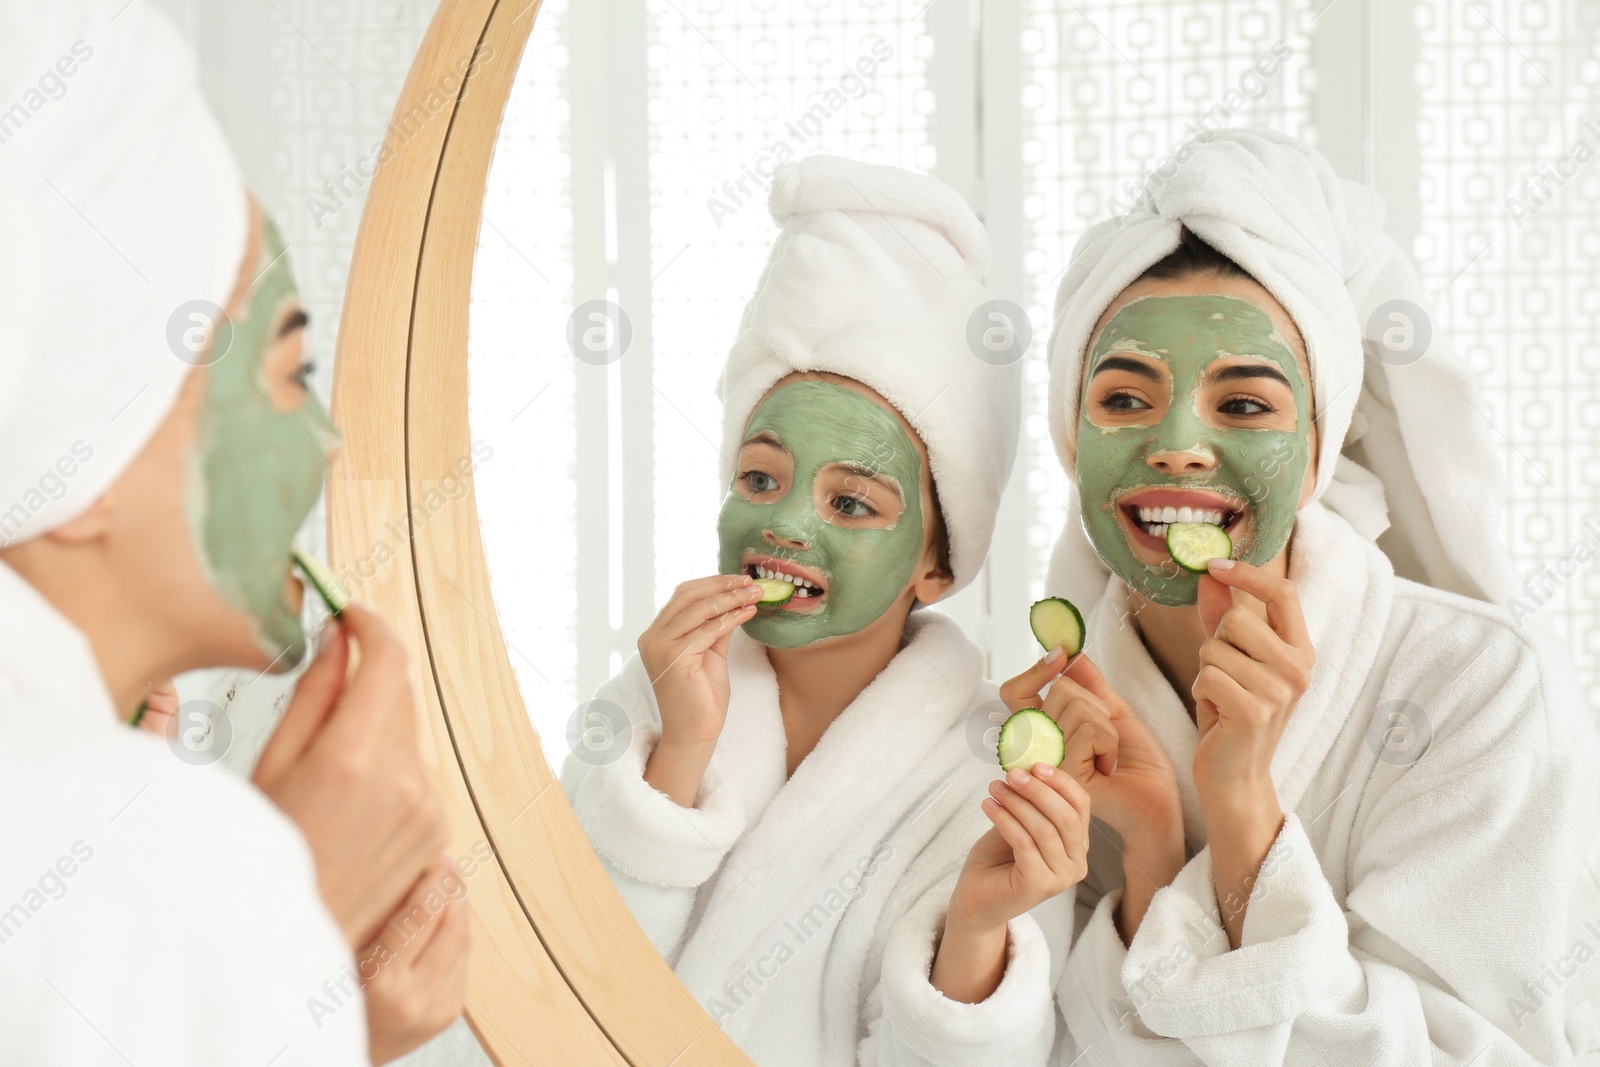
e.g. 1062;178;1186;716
982;797;1047;880
1063;719;1118;780
677;603;759;657
661;580;763;641
990;779;1068;872
1007;769;1082;845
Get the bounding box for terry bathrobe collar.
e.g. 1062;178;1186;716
1080;499;1393;851
672;608;987;988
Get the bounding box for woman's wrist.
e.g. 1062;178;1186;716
1198;780;1284;950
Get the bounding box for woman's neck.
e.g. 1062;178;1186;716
765;604;914;777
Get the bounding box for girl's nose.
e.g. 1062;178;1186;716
762;525;810;550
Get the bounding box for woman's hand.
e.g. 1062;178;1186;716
360;857;470;1064
933;763;1089;1003
637;574;763;807
251;605;450;951
1191;558;1309;948
1001;651;1183;849
1190;559;1314;801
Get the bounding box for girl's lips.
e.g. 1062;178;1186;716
741;552;827;611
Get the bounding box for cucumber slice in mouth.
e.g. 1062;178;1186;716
1029;597;1084;657
291;548;350;617
1165;521;1233;573
753;578;795;605
996;708;1066;772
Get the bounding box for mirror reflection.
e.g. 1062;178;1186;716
466;2;1600;1064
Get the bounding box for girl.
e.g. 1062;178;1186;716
1017;127;1600;1064
561;155;1085;1066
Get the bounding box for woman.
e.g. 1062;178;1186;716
1017;128;1600;1064
561;155;1085;1066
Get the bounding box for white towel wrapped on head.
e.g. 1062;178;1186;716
1043;127;1522;616
718;154;1022;600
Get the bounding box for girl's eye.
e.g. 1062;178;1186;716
1220;396;1275;417
833;495;877;519
292;360;317;387
742;470;779;493
1099;390;1151;413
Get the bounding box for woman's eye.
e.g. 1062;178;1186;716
1100;390;1150;413
833;495;877;519
292;360;317;387
742;470;779;493
1220;396;1275;417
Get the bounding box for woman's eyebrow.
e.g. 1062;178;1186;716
1090;354;1163;382
832;463;905;503
276;308;310;341
1209;362;1293;388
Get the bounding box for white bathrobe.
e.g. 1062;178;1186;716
1050;501;1600;1065
561;609;1076;1066
0;561;369;1065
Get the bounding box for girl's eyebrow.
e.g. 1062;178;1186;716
831;463;904;503
742;430;789;452
1091;354;1163;382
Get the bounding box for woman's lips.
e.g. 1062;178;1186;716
1117;499;1247;556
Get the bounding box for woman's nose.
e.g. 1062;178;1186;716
1146;446;1217;475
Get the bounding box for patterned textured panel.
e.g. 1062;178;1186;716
1019;0;1315;604
1416;0;1600;713
646;0;935;608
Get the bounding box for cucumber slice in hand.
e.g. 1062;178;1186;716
996;708;1066;773
1165;521;1233;573
1029;597;1084;657
753;578;795;605
291;548;350;617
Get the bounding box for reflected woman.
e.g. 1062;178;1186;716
1020;128;1600;1063
561;156;1080;1066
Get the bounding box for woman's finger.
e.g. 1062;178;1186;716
1199;633;1288;706
998;647;1071;712
1204;560;1312;654
1192;662;1258;721
1062;718;1118;781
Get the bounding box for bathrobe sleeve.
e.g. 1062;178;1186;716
559;659;747;961
1056;629;1597;1066
862;889;1073;1067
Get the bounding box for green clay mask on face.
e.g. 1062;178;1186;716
190;215;341;666
1075;293;1312;607
717;380;927;649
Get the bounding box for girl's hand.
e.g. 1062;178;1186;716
999;651;1183;861
948;762;1090;935
637;574;764;749
1190;559;1315;802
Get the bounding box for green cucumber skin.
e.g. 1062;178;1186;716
996;708;1066;772
292;551;349;617
1029;597;1085;657
1165;522;1232;574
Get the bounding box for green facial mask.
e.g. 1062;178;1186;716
717;380;927;649
191;216;341;666
1075;294;1311;607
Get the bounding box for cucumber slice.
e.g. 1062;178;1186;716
753;578;795;605
996;708;1066;773
1165;521;1233;573
1029;597;1084;657
291;548;350;617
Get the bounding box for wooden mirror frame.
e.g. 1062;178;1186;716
327;2;755;1063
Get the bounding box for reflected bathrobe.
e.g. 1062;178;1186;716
561;609;1075;1067
1051;502;1600;1065
0;562;369;1065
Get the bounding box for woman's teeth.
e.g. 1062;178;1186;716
1133;504;1234;538
752;563;823;598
